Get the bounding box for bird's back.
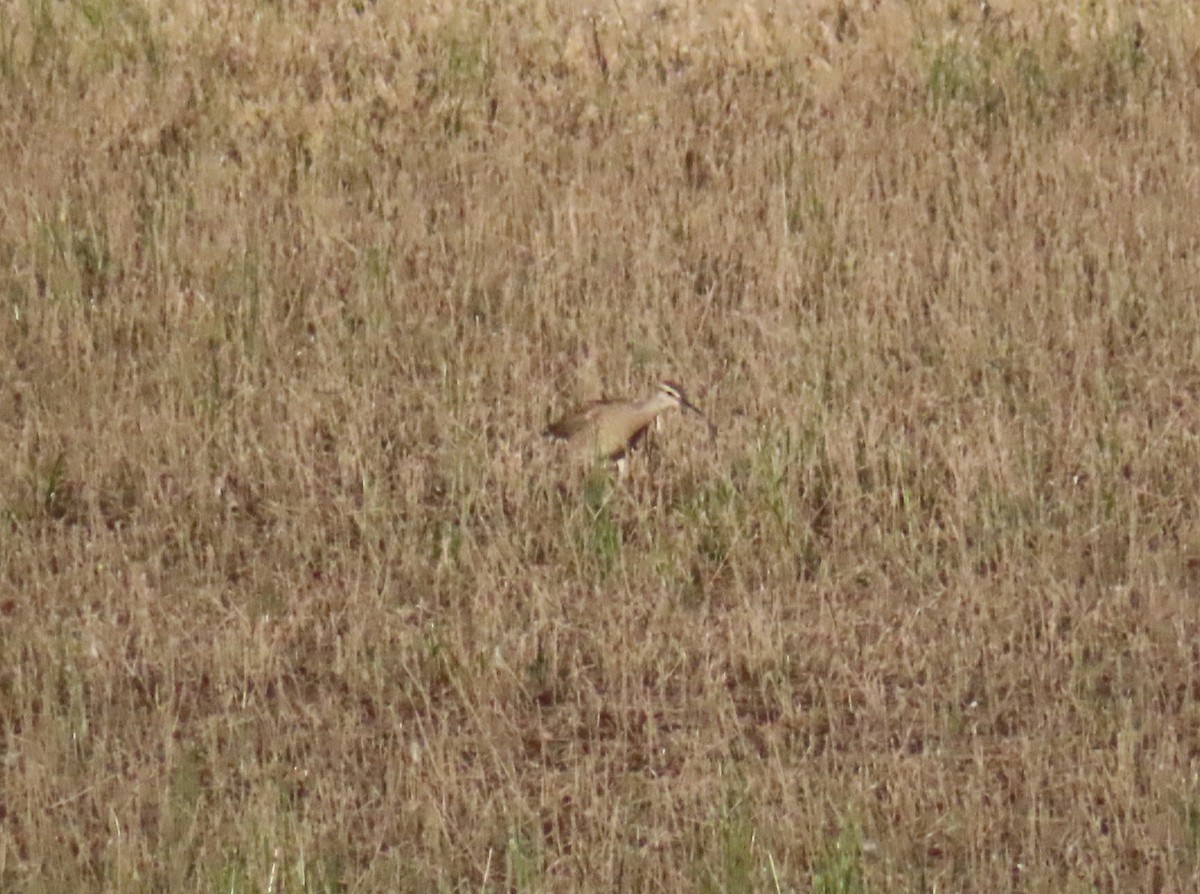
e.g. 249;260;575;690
544;400;608;440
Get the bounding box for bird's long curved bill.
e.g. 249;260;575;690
680;398;718;438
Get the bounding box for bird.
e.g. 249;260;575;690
543;380;713;470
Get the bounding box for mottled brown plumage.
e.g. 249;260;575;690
544;381;709;466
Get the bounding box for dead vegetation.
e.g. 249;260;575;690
2;0;1200;890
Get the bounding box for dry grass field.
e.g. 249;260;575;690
3;0;1200;890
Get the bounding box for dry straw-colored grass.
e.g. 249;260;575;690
3;0;1200;890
